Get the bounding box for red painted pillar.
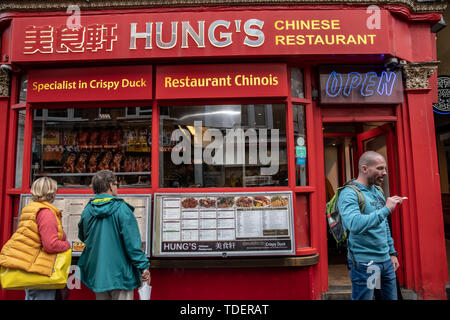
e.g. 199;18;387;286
403;88;448;299
311;102;328;299
0;96;9;210
0;94;10;300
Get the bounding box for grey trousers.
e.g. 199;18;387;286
95;289;134;300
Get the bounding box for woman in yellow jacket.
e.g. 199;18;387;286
0;177;70;300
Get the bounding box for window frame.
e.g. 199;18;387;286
157;101;290;190
30;104;153;190
7;64;318;256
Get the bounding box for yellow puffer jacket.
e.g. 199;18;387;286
0;201;64;277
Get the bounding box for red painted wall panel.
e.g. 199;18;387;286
0;24;12;64
391;15;413;61
294;194;310;249
410;24;434;62
150;268;311;300
392;16;435;63
403;91;448;299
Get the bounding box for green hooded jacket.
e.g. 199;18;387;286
77;194;150;292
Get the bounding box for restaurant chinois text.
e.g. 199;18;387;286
164;74;279;88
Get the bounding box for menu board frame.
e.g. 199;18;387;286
152;191;295;257
18;194;152;257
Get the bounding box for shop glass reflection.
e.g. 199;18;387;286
159;104;288;188
15;110;26;188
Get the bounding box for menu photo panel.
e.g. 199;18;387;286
19;194;152;257
152;192;295;257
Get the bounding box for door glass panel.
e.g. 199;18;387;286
290;68;304;98
363;134;389;195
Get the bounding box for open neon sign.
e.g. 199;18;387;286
319;66;403;104
326;71;397;97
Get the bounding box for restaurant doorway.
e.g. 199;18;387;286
323;122;403;287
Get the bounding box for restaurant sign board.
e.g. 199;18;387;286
11;9;392;62
27;65;153;102
156;63;287;99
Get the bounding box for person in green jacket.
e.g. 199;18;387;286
77;170;151;300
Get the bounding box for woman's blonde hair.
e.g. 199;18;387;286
31;177;58;202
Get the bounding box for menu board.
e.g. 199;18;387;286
153;192;295;257
19;194;151;257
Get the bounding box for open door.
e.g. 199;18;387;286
324;122;404;288
355;123;404;284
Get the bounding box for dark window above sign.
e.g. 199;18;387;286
319;65;404;105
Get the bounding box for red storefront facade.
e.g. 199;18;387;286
0;1;448;300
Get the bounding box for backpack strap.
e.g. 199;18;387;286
343;181;366;213
374;185;385;197
342;181;364;266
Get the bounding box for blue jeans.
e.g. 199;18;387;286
348;258;398;300
25;289;56;300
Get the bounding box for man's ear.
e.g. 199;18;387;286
361;165;368;173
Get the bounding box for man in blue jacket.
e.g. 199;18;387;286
78;170;151;300
337;151;404;300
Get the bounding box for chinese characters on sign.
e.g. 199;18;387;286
24;24;117;54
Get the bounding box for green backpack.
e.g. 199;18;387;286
326;180;384;245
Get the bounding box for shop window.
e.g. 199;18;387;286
127;107;137;116
14;110;26;188
159;104;288;188
293;105;308;186
48;108;68;118
295;194;310;248
290;68;304;99
31;107;151;188
18;74;28;104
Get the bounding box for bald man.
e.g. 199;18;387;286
337;151;404;300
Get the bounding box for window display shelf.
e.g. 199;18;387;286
35;171;150;177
